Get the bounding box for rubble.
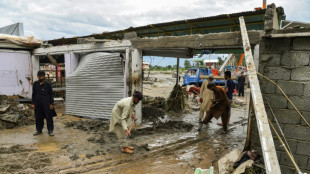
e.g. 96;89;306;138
0;95;35;129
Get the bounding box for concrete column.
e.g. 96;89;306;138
31;55;39;82
131;48;143;125
126;48;143;124
64;52;79;77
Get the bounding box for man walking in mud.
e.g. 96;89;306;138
198;74;214;131
202;82;230;134
32;70;55;136
109;91;142;154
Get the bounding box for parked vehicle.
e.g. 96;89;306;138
183;68;238;87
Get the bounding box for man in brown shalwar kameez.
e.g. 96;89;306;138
202;82;230;134
198;74;215;122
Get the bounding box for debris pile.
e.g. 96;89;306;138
165;84;185;113
142;95;165;122
0;95;35;129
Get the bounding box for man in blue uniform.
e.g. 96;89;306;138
32;70;55;136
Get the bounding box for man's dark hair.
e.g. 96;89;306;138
133;91;143;100
37;70;45;76
207;82;216;89
224;71;231;78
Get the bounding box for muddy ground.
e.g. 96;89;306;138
0;71;250;174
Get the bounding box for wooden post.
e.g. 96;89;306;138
239;16;281;174
243;93;254;151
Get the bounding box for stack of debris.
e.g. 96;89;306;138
165;85;185;113
142;96;165;122
0;95;35;129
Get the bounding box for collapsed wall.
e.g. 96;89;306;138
251;29;310;173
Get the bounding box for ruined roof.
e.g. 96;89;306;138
48;7;285;46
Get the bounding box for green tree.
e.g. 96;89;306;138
218;57;227;65
184;60;191;69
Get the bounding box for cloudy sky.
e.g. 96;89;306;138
0;0;309;41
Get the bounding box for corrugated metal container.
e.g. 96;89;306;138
66;52;124;119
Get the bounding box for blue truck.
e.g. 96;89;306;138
182;68;238;87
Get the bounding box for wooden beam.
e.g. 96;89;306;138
239;16;281;174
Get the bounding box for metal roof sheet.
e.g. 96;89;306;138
48;7;285;46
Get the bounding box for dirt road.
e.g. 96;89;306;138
0;71;249;174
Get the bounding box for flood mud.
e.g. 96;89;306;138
0;72;252;174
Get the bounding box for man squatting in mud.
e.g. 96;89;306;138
202;82;230;134
32;70;55;136
109;91;143;154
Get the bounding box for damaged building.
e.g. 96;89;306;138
0;3;310;174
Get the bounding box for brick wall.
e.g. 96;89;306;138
251;33;310;173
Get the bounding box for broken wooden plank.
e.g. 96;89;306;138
239;16;281;174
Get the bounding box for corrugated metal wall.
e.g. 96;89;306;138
65;52;124;119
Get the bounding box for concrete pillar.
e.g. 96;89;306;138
64;52;79;77
31;55;39;82
126;48;143;124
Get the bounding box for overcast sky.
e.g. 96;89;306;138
0;0;309;40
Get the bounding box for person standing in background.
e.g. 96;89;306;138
32;70;55;136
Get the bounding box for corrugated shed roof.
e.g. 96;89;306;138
48;7;285;46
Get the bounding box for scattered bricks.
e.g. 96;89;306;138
280;152;308;169
303;82;310;97
263;94;288;109
263;67;291;80
281;51;310;66
293;38;310;51
276;80;304;96
288;96;310;112
269;109;301;125
260;54;281;66
283;124;310;141
264;38;291;53
300;111;310;126
296;141;310;156
291;66;310;81
273;138;297;154
260;80;276;94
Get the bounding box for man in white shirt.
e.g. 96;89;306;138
109;91;142;154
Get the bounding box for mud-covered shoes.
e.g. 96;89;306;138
33;131;42;136
48;131;54;136
121;147;134;154
127;146;134;150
